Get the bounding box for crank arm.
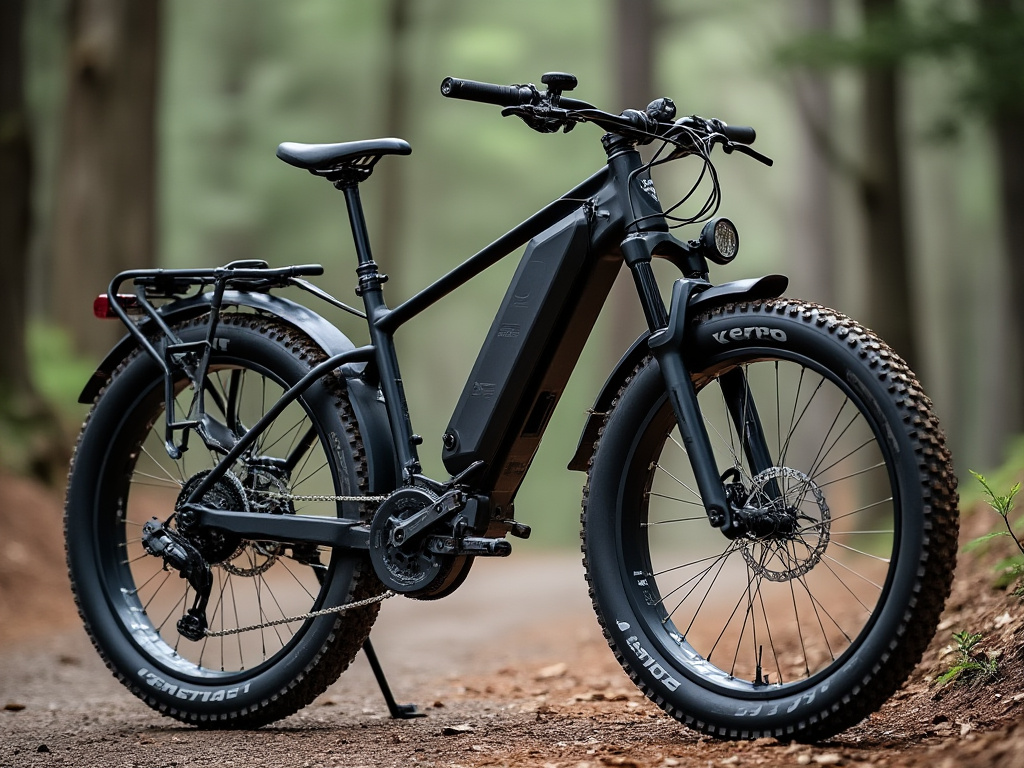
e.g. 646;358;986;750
185;505;371;550
388;489;465;545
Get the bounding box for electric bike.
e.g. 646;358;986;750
65;73;958;740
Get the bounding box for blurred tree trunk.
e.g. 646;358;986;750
790;0;836;307
858;0;918;368
51;0;161;359
608;0;656;366
986;0;1024;434
614;0;655;115
0;0;68;482
0;0;34;402
378;0;411;281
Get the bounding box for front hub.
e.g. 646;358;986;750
737;466;830;583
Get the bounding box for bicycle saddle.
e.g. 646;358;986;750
276;138;411;173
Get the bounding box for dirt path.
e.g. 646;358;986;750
2;473;1023;768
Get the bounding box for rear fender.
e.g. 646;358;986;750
568;275;787;471
80;291;400;492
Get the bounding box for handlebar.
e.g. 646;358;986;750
441;76;597;112
440;75;762;160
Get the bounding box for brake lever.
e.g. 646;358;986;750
722;141;774;167
500;104;576;134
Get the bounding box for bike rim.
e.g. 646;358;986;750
621;353;902;696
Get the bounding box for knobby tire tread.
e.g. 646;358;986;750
580;298;958;741
65;313;385;728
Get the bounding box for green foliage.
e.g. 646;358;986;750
27;323;93;423
967;470;1024;593
934;630;999;687
777;1;1024;124
970;469;1020;520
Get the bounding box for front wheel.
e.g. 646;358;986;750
582;299;958;740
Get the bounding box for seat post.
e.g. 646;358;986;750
338;180;390;315
340;181;375;268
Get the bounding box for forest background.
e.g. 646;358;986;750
3;0;1023;547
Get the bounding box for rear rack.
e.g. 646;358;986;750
100;260;357;459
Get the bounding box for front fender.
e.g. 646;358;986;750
80;291;400;492
567;275;788;472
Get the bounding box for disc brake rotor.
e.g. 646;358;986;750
220;466;292;577
740;466;830;583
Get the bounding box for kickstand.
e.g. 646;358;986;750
362;638;425;719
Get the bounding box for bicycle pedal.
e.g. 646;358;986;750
427;536;512;557
500;519;532;539
462;537;512;556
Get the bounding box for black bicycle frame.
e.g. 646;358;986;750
149;136;767;547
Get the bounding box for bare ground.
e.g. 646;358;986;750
1;471;1023;768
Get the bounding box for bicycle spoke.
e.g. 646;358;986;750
653;461;702;500
282;425;319;475
109;360;345;676
658;548;740;616
139;445;185;487
641;511;708;525
819;553;885;592
779;374;826;470
830;541;891;563
675;546;739;640
636;353;908;692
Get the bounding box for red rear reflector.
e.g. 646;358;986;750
94;294;140;319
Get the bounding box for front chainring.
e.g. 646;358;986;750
368;487;455;596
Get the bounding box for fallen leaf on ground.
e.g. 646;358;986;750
536;662;568;680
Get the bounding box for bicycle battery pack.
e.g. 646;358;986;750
442;209;619;510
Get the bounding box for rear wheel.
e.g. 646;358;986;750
583;300;958;740
65;315;384;727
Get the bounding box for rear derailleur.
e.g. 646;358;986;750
140;518;213;641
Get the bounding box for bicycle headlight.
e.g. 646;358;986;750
699;218;739;265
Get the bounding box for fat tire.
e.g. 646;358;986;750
65;314;385;728
582;299;958;741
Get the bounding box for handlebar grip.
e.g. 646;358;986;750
289;264;325;277
440;77;533;107
722;124;756;144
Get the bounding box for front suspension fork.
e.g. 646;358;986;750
644;278;776;534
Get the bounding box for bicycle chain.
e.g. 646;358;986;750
250;490;389;503
203;590;396;637
199;488;392;637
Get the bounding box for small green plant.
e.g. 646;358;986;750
966;471;1024;592
934;630;1000;687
